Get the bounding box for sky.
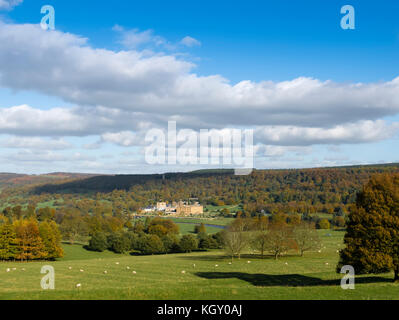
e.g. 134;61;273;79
0;0;399;174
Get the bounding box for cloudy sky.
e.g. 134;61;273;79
0;0;399;174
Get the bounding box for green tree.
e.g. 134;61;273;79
337;174;399;282
87;232;108;252
179;234;198;253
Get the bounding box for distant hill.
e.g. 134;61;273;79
29;163;399;196
0;172;98;190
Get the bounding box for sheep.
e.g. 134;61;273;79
115;262;120;265
68;266;72;270
215;264;219;267
247;261;251;264
228;262;232;265
325;262;329;266
193;264;196;268
6;268;10;272
132;271;137;274
76;283;81;288
126;266;130;270
104;271;108;274
12;268;16;271
21;268;25;271
181;270;186;274
285;262;288;265
80;269;84;272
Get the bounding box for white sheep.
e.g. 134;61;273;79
247;261;251;264
76;283;81;288
215;264;219;267
80;269;84;272
115;262;119;265
132;271;137;274
104;271;108;274
6;268;10;272
181;270;186;274
126;266;130;270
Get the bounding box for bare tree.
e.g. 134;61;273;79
223;215;252;261
250;216;269;258
293;222;321;256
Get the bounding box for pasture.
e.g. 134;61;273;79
0;230;398;300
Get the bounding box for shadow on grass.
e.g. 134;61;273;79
178;253;292;262
195;272;392;287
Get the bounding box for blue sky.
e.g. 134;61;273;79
0;0;398;173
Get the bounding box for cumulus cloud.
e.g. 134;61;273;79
1;22;399;130
0;0;22;10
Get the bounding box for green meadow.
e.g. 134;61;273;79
0;229;398;300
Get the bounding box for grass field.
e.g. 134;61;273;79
0;229;397;300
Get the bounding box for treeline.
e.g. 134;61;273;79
0;217;63;261
4;164;399;218
86;217;224;255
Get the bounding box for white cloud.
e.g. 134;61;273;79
0;136;72;150
0;0;22;10
1;22;399;131
180;36;201;47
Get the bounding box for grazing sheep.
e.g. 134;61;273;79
318;250;322;253
80;269;84;272
104;271;108;274
21;268;25;271
181;270;186;274
247;261;251;264
12;268;16;271
285;262;288;265
132;271;137;274
126;266;130;270
68;267;72;270
215;264;219;267
228;262;232;265
76;283;81;288
193;264;196;268
325;263;329;265
115;262;119;265
6;268;10;272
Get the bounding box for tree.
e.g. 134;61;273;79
14;219;46;261
179;234;198;253
223;216;252;260
293;222;321;256
317;219;330;230
107;232;131;253
87;232;108;252
194;223;206;234
337;174;399;282
0;224;18;260
250;216;269;258
264;222;296;260
39;220;64;259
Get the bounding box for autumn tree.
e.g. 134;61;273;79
337;174;399;282
14;219;46;261
0;224;18;260
39;220;64;260
264;222;297;260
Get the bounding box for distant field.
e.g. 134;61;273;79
0;230;398;300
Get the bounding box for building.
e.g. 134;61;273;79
175;201;203;216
